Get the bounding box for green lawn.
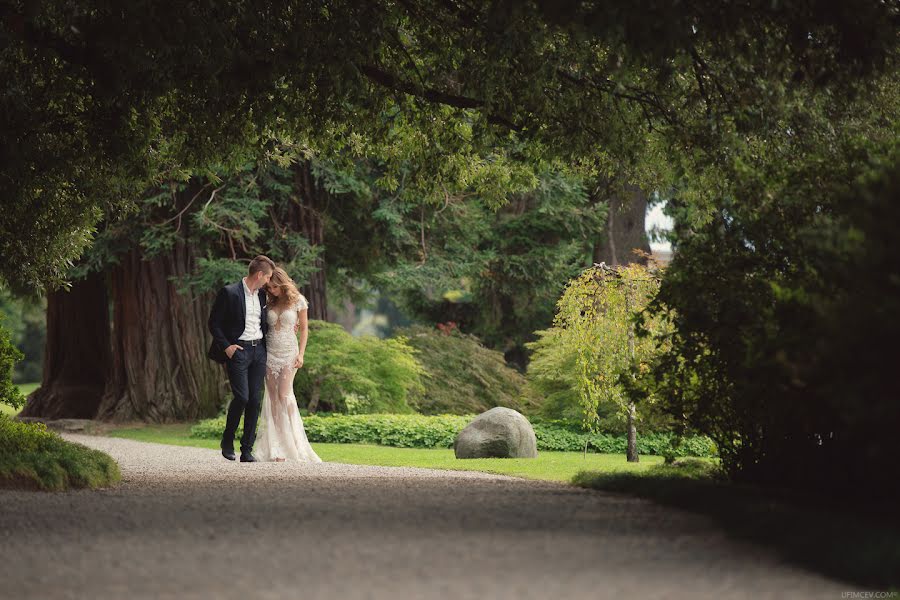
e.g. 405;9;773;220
0;382;40;417
108;423;665;482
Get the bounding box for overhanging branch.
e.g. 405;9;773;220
358;64;524;131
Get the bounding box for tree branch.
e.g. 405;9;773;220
358;64;524;131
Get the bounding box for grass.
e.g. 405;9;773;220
0;414;121;491
574;462;900;590
109;423;664;482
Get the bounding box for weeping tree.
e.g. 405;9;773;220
531;263;666;461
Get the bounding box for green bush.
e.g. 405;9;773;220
396;325;536;415
293;321;425;414
191;412;716;457
0;315;25;411
0;415;121;491
643;139;900;494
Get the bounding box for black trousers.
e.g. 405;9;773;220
221;341;267;454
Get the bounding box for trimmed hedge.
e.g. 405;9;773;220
0;415;121;491
191;413;716;458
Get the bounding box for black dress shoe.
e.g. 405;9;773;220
221;448;236;461
240;452;258;463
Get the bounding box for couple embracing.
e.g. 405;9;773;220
207;255;322;464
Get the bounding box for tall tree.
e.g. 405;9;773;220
288;161;330;321
65;182;235;422
592;185;651;267
95;242;224;422
4;0;893;289
19;271;110;419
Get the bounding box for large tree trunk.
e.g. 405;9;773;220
291;161;329;321
593;184;651;267
96;243;226;422
20;271;110;419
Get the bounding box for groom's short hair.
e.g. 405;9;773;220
248;255;275;276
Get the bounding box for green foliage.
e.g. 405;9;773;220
525;326;615;423
529;264;670;432
396;325;534;415
191;412;715;457
293;321;425;414
529;418;715;458
6;1;893;292
0;415;121;490
0;315;25;410
0;289;46;383
639;83;900;494
379;170;605;366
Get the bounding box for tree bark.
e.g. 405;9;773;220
625;285;640;462
20;271;111;419
96;243;226;422
593;184;651;267
626;403;639;463
290;161;329;321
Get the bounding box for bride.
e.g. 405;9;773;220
255;267;322;463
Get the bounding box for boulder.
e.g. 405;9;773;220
454;407;538;459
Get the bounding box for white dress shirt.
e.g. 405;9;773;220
238;277;263;341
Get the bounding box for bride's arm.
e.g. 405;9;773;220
294;307;309;368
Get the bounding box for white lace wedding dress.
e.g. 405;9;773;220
254;296;322;463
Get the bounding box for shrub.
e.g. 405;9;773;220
0;315;24;410
191;412;716;457
0;415;121;491
641;133;900;495
396;325;536;415
293;321;425;414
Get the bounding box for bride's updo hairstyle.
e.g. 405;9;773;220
266;267;303;310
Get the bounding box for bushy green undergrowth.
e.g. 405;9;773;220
397;326;535;415
191;412;716;457
0;415;121;491
293;321;424;413
0;314;25;411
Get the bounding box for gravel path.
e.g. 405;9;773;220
0;435;847;599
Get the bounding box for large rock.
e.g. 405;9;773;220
454;407;538;459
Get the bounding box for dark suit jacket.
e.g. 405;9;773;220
207;281;269;363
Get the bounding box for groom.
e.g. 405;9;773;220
207;255;275;462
